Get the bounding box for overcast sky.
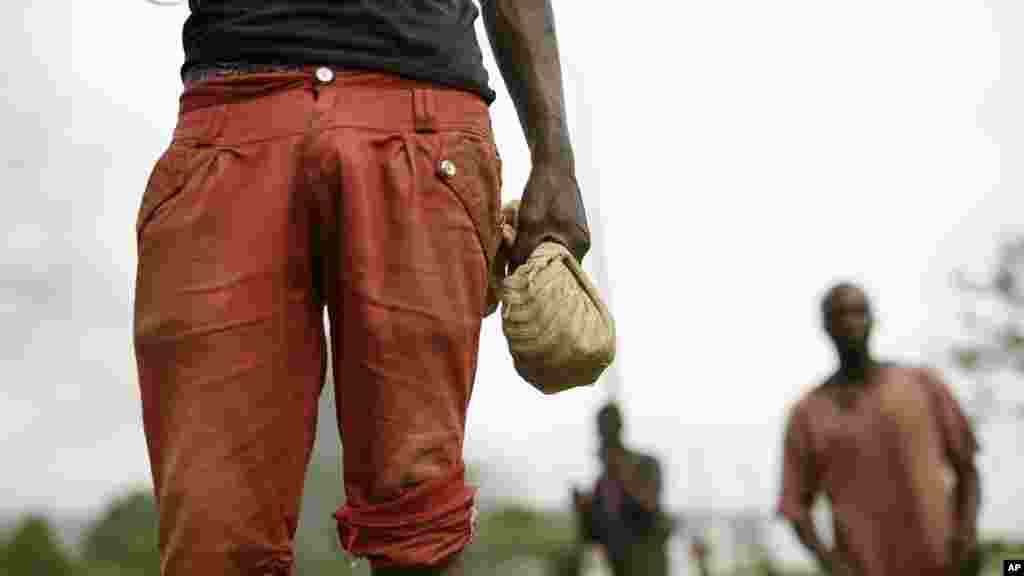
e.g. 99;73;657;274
6;0;1021;553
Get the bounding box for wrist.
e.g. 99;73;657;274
528;126;575;170
530;152;576;176
955;522;977;542
527;158;578;192
816;547;838;571
951;534;976;552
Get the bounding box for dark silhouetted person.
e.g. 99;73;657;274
778;282;981;576
573;402;672;576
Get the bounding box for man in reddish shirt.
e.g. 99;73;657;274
777;282;981;575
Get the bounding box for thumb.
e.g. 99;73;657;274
501;199;521;229
499;199;520;248
501;222;517;247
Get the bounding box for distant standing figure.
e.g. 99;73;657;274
778;282;981;576
573;402;672;576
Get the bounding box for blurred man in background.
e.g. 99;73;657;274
132;1;589;575
573;402;672;576
778;282;981;576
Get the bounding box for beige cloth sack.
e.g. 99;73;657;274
494;200;616;394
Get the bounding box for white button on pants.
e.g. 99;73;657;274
315;67;335;84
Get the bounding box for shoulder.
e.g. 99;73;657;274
912;364;944;385
912;364;966;407
893;363;947;393
781;380;833;442
628;449;660;469
639;452;660;469
873;360;928;381
886;364;965;411
627;450;662;481
788;380;829;420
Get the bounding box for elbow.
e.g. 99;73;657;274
955;458;980;487
781;505;815;540
640;494;659;514
777;497;810;526
966;465;981;497
953;460;981;504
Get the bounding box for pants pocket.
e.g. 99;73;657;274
136;105;231;244
433;131;503;316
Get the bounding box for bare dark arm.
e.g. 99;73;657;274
481;0;590;266
949;453;981;568
954;457;981;539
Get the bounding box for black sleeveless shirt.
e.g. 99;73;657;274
182;1;496;103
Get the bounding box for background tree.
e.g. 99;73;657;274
951;237;1024;423
78;489;159;576
0;515;75;576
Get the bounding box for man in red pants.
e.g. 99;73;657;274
132;2;589;574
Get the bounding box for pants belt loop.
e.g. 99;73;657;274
413;88;438;133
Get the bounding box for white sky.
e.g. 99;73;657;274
6;0;1020;551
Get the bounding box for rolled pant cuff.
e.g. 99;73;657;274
334;464;477;569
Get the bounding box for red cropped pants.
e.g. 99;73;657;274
133;69;502;574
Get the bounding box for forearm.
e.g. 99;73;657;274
954;464;981;539
481;0;574;169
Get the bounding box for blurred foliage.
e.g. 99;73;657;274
2;491;1022;576
721;550;819;576
952;237;1024;420
0;515;75;576
474;505;576;560
726;541;1024;576
78;490;159;576
0;491;576;575
463;505;577;573
979;540;1024;576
